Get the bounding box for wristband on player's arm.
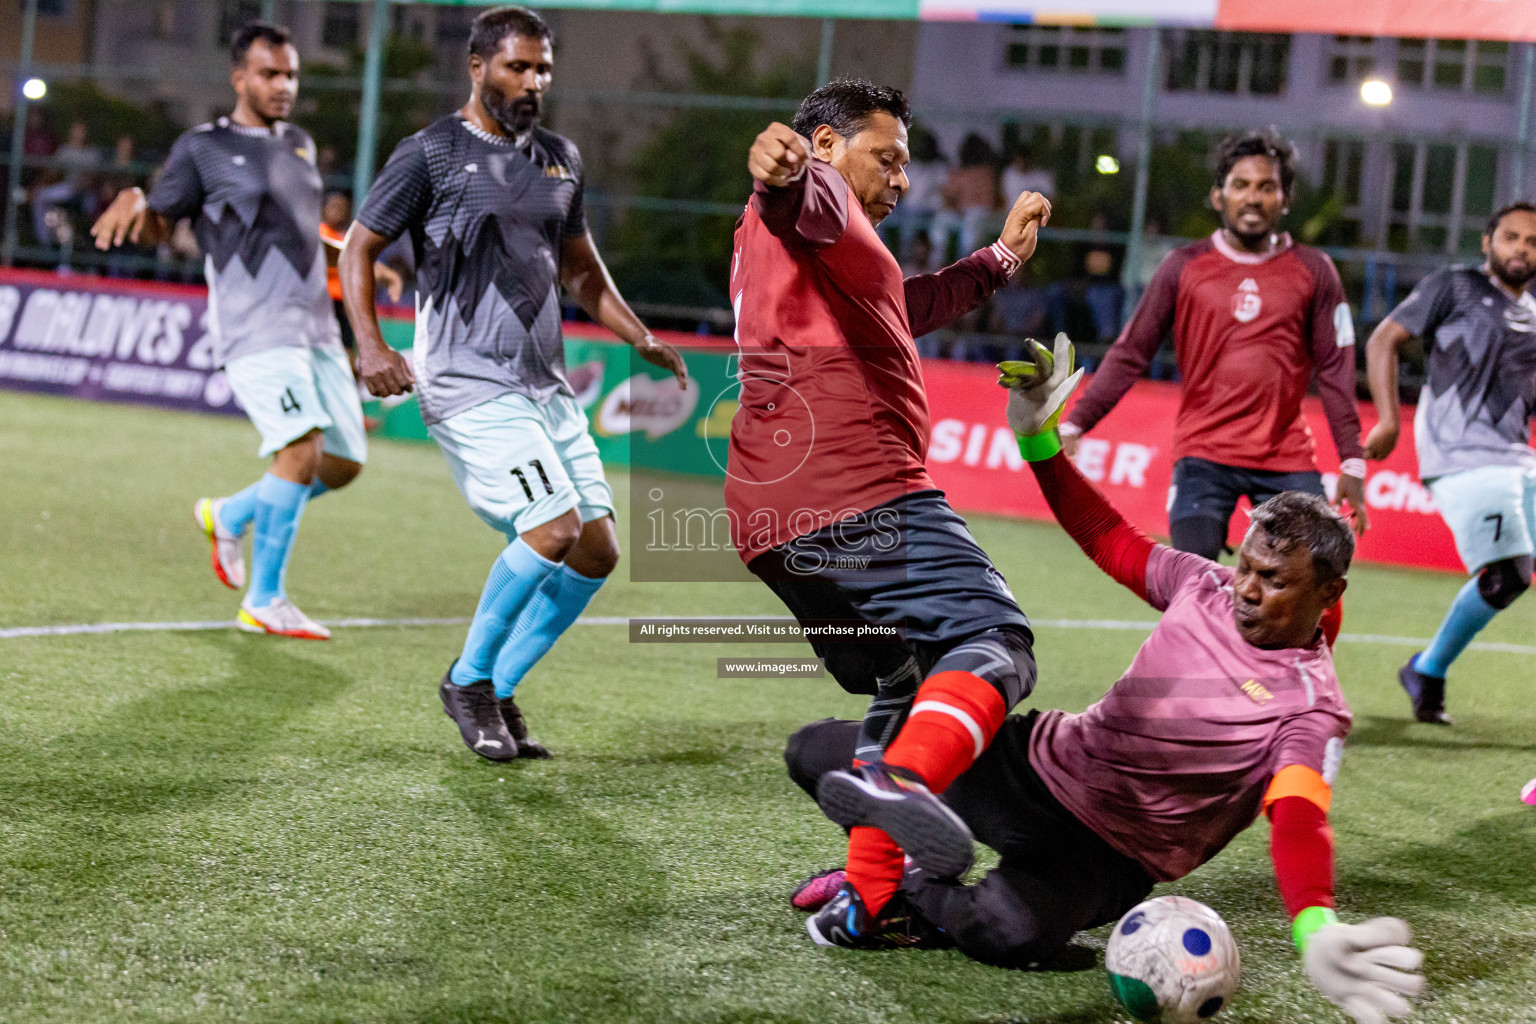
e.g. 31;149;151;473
1017;427;1063;463
1292;906;1340;952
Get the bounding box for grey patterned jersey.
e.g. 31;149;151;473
146;117;338;367
355;115;586;425
1391;265;1536;479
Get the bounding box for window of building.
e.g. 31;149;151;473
1397;38;1509;94
1319;139;1366;246
1388;141;1501;253
1164;30;1290;96
322;1;360;49
1325;36;1376;84
1002;25;1127;75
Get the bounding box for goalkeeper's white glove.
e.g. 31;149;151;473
1301;914;1425;1024
997;332;1084;461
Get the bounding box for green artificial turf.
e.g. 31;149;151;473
2;391;1534;1023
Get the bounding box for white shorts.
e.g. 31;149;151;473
429;391;615;539
225;346;368;464
1429;464;1536;572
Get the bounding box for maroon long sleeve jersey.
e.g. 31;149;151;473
1065;232;1364;472
726;158;1015;564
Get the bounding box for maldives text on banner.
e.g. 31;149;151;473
0;268;237;417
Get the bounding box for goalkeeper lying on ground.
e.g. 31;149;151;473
788;337;1425;1024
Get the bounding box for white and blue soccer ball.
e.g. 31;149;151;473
1106;895;1240;1023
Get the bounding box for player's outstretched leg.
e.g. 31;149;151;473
822;629;1035;886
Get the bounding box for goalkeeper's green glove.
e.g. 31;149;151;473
997;332;1085;462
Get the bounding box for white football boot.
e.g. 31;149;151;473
194;497;246;590
237;596;331;640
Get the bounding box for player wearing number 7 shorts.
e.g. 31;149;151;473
1364;201;1536;725
340;6;687;760
91;21;365;641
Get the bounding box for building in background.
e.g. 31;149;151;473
914;23;1533;257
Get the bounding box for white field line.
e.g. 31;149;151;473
0;615;1533;657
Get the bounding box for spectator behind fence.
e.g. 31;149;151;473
927;133;999;270
1082;212;1124;344
989;265;1048;360
885;127;948;259
32;120;103;247
1001;146;1055;203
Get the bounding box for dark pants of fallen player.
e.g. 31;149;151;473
1169;457;1327;560
786;712;1154;969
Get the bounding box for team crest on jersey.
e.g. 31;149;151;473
1232;278;1262;323
544;164;575;181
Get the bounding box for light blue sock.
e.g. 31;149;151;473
492;564;607;698
217;479;263;536
1415;577;1499;678
450;539;561;686
248;474;311;607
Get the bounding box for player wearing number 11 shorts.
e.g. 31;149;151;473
340;6;687;761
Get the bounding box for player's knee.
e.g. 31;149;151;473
319;457;363;490
948;887;1065;970
783;718;855;800
524;510;583;561
1170;517;1227;560
1478;556;1533;610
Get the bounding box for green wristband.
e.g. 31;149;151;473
1016;429;1063;463
1292;906;1339;952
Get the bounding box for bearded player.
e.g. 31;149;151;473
1364;202;1536;725
341;6;686;760
731;80;1052;930
92;22;364;640
1061;130;1368;561
789;342;1425;1024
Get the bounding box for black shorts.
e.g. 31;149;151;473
748;490;1032;696
785;713;1154;968
1169;456;1325;528
334;299;356;351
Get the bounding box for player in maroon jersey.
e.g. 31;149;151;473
1062;131;1369;563
730;80;1051;935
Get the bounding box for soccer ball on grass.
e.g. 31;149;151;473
1105;895;1240;1023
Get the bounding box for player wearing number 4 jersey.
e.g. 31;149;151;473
1365;202;1536;725
91;22;365;640
342;6;687;761
1062;130;1368;564
789;347;1425;1024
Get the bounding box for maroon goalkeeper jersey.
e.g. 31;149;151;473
727;159;1012;564
1066;232;1363;473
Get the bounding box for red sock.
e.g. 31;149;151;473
1321;602;1343;649
883;670;1006;794
844;826;903;914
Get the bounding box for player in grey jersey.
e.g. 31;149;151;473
92;22;365;641
341;5;688;760
1365;202;1536;724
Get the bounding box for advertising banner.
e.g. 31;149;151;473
920;358;1462;574
0;268;238;418
0;269;1466;574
